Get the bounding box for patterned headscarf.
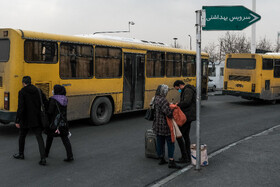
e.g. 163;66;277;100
155;84;169;97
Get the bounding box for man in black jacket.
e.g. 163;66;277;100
13;76;48;165
173;80;196;163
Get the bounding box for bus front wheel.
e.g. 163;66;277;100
90;97;113;125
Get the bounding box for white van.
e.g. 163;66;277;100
208;62;224;91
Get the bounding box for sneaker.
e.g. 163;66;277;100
13;153;24;160
39;158;47;166
158;158;168;165
64;157;74;162
168;160;182;169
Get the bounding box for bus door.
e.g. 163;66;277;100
123;53;145;111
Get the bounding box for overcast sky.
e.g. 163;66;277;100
1;0;279;50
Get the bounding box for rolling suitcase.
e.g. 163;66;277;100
145;129;158;159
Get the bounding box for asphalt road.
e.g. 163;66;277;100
1;95;280;187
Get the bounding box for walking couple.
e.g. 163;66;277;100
13;76;73;165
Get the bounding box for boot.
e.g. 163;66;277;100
176;157;191;164
13;153;24;159
168;160;182;169
64;157;74;162
158;157;168;165
39;158;46;166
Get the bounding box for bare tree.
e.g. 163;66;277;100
203;42;221;63
219;32;250;56
204;32;251;62
257;37;273;52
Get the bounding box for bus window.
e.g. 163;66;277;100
0;39;10;62
166;53;181;77
146;51;165;77
220;67;224;76
202;59;209;76
95;46;122;78
182;55;196;77
227;58;256;69
24;40;57;63
274;59;280;78
60;43;93;79
263;59;273;70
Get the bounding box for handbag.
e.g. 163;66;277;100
145;98;155;121
145;107;155;121
37;88;49;128
49;101;68;134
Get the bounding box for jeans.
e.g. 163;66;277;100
156;135;174;159
18;127;46;159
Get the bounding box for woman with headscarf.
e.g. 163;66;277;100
153;84;181;169
45;85;73;162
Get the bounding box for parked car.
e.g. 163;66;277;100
208;79;216;92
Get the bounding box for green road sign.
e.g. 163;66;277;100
202;6;261;31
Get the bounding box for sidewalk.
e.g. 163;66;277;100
159;125;280;187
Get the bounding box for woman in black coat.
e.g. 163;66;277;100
45;85;73;162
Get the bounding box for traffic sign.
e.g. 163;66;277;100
202;6;261;30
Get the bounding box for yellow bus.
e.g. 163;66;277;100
223;53;280;103
0;28;209;125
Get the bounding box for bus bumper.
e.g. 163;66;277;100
222;90;260;99
0;110;16;124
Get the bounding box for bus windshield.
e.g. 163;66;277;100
0;39;10;62
227;58;256;70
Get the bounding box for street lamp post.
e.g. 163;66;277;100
173;38;178;48
93;21;135;35
188;35;192;50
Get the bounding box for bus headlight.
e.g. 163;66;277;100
4;92;9;110
224;81;228;89
252;84;256;93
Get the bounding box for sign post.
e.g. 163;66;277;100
195;10;202;170
195;5;261;170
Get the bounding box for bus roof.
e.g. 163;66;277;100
3;28;209;57
226;53;280;59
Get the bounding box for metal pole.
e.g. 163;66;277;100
188;35;192;50
195;10;202;170
251;0;256;54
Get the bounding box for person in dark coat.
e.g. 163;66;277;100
173;80;196;163
45;85;73;162
13;76;47;165
152;84;181;169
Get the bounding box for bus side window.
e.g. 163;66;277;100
95;46;122;78
24;40;58;63
263;58;273;70
166;53;181;77
146;51;165;77
60;43;93;79
182;55;196;77
274;59;280;78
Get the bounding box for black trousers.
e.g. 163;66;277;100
177;120;192;160
45;135;73;158
19;127;46;159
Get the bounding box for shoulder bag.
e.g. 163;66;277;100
49;101;68;134
37;88;49;128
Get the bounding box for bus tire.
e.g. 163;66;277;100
90;97;113;125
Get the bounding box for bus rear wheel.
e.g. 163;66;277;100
90;97;113;125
